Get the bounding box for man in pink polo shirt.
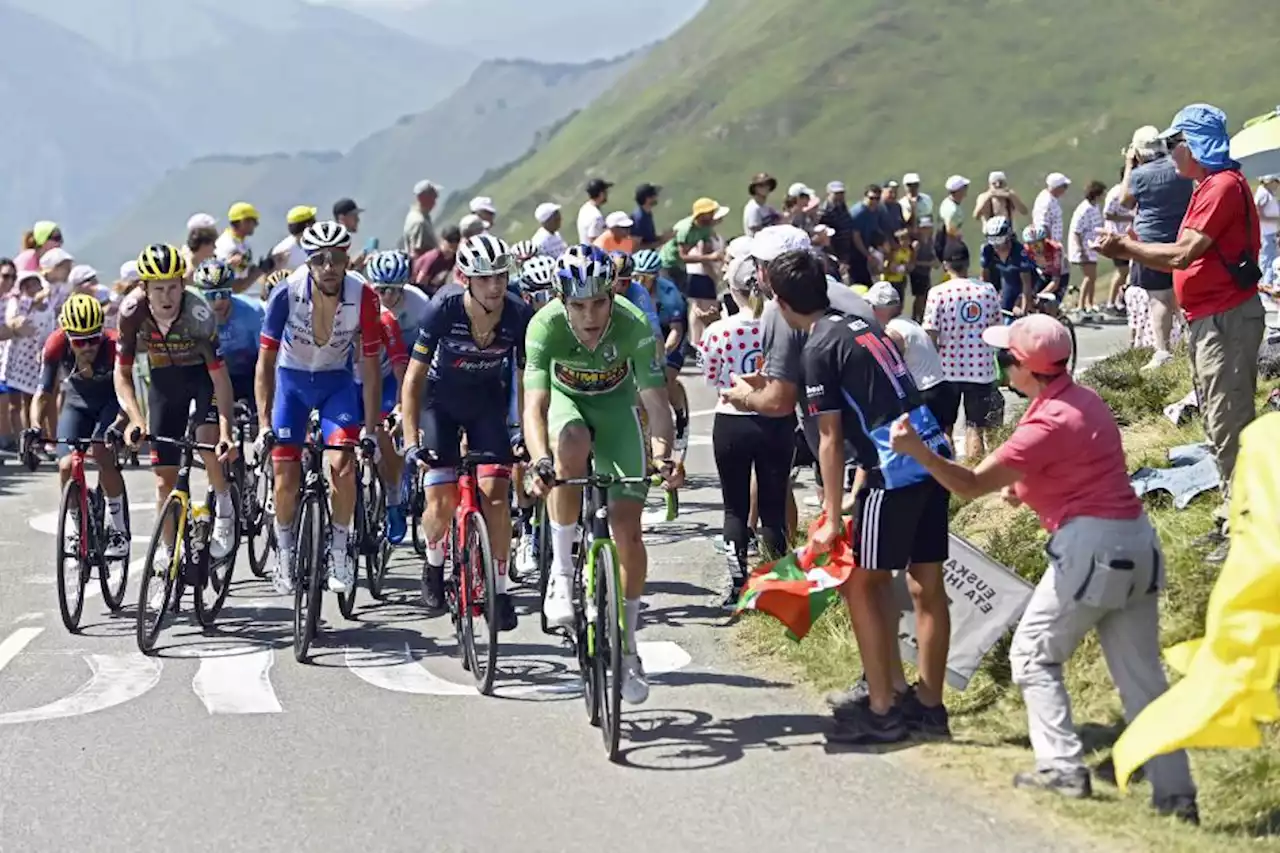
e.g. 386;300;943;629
887;314;1198;824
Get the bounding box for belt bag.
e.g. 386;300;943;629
1213;173;1263;290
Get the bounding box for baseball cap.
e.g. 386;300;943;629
458;214;488;237
40;248;73;270
333;198;363;218
988;170;1007;185
945;175;971;192
534;202;561;224
827;180;846;194
884;180;900;189
186;213;217;232
787;182;815;197
119;261;140;283
727;256;756;292
605;211;634;229
68;264;97;288
470;196;497;215
1046;172;1071;190
286;205;317;225
413;179;440;196
902;172;922;186
814;223;836;237
943;242;971;267
749;225;812;262
32;220;59;246
585;177;613;197
866;281;901;307
228;202;259;222
983;314;1074;376
726;235;754;263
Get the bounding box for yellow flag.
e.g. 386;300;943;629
1112;413;1280;791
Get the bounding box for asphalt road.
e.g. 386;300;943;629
0;322;1127;853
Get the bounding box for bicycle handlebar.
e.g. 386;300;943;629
148;435;224;453
552;474;652;487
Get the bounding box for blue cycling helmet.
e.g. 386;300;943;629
555;244;615;300
633;249;662;275
192;258;236;290
365;250;411;285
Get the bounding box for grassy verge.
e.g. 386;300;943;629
737;345;1280;852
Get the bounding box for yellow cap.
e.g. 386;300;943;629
286;205;317;225
227;202;260;222
692;197;720;217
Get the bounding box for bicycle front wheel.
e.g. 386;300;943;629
246;461;274;578
137;496;183;654
593;541;624;760
338;474;365;620
197;487;241;627
98;481;130;612
55;479;88;633
1064;317;1079;376
410;469;426;557
293;493;325;663
460;511;499;694
364;473;389;601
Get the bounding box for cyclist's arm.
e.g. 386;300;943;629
357;285;383;433
202;330;234;444
523;315;552;462
631;321;674;462
255;285;290;434
113;306;146;429
664;322;684;356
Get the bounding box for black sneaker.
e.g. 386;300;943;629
825;676;870;712
827;702;908;745
1012;767;1092;799
901;687;951;738
421;562;445;612
493;592;518;632
1154;795;1200;826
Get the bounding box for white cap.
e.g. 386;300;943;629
1129;125;1163;154
749;224;812;262
1046;172;1071;190
727;256;755;292
826;180;846;194
68;264;97;287
40;247;73;269
988;170;1007;185
814;224;836;237
725;235;754;263
186;212;217;232
866;281;901;307
787;182;815;198
534;202;561;224
469;196;497;214
944;175;970;192
902;172;922;185
459;214;488;237
605;211;634;229
413;179;441;195
119;260;140;282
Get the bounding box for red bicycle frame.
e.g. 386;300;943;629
67;447;92;562
453;466;483;616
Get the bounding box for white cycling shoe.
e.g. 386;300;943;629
515;536;537;576
327;551;355;593
272;549;295;595
621;654;650;705
210;515;235;560
543;576;576;627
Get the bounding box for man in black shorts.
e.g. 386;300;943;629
769;248;953;745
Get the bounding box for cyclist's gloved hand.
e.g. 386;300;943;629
404;443;423;469
533;456;555;486
358;427;379;462
509;428;525;457
255;429;276;459
103;424;125;448
20;428;40;470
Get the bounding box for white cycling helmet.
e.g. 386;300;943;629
509;239;539;264
456;233;513;277
520;254;557;290
299;220;352;255
1022;224;1049;244
983;215;1013;245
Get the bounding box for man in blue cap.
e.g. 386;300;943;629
1097;104;1265;563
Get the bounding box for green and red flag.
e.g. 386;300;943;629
735;514;857;640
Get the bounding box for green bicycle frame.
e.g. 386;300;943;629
583;535;624;657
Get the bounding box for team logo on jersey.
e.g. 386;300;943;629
192;303;212;323
554;362;628;395
600;342;619;363
959;300;984;323
743;347;763;374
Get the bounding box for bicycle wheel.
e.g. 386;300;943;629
338;467;368;620
55;479;88;633
410;469;426;557
593;541;624;759
197;487;241;627
364;473;389;600
98;481;130;612
293;493;325;663
1064;316;1079;375
137;496;183;654
576;524;599;725
246;460;274;578
459;511;499;694
535;500;554;634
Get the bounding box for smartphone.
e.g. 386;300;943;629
364;237;380;253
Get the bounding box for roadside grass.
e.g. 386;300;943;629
737;345;1280;852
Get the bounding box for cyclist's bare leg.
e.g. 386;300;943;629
422;481;459;542
549;424;590;527
609;498;647;601
90;442;124;499
153;466;179;548
194;422;231;494
478;476;512;568
376;430;402;498
325;447;356;528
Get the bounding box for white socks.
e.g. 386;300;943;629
550;521;578;579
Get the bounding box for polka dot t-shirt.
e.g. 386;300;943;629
921;277;1001;384
699;314;765;416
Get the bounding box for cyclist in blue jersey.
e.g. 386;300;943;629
979;216;1036;318
634;248;690;443
608;250;661;337
400;234;532;628
192;259;263;414
362;251;417;542
769;248;953;746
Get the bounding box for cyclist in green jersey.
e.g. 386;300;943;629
525;244;682;705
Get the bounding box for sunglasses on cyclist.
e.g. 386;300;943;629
203;288;233;301
634;273;657;283
307;250;349;269
69;333;102;348
530;289;554;306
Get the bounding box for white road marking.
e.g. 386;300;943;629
12;612;44;624
0;652;161;726
346;643;476;697
689;408;717;418
0;627;44;674
637;640;692;675
191;644;282;714
27;505;154;545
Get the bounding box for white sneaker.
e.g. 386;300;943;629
327;550;355;593
621;654;650;705
210;514;235;560
151;544;172;577
272;548;295;595
516;535;537;576
543;575;576;627
1141;349;1174;371
104;529;129;559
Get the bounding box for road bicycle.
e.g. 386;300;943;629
536;463;649;761
136;433;242;653
406;465;427;557
231;401;274;579
23;433;131;632
339;446;391;618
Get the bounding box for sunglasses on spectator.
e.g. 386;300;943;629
69;333;102;348
1164;132;1186;149
203;288;233;301
307;250;349;269
996;349;1021;369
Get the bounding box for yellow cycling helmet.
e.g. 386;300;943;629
59;293;105;336
135;243;187;281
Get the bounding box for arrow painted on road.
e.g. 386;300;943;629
0;652;161;726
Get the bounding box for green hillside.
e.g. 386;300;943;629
451;0;1279;239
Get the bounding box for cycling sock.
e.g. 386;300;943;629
550;521;578;579
106;496;126;531
674;408;688;440
624;597;641;655
494;557;507;594
331;524;350;558
214;489;233;519
426;538;446;568
274;521;295;553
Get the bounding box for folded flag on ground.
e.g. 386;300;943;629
734;514;857;641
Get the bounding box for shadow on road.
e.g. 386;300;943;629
615;708;829;771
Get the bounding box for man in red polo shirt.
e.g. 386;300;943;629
1096;103;1265;563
